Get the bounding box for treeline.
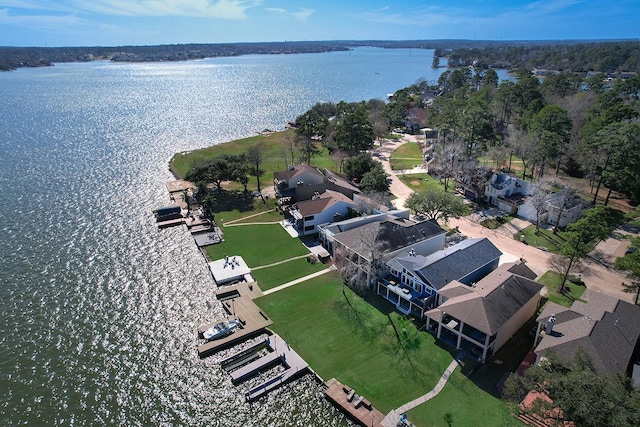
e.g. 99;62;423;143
3;39;637;72
444;40;640;73
421;67;640;204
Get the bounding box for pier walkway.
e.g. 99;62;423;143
223;332;309;401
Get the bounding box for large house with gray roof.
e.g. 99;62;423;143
328;212;446;291
377;237;503;318
424;262;543;363
274;164;360;202
534;290;640;381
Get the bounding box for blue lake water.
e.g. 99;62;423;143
0;47;509;426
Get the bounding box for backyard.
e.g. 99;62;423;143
537;271;586;307
398;172;444;192
389;141;424;171
255;273;521;426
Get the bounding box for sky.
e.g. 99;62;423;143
0;0;638;47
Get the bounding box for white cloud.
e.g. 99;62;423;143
265;6;314;22
0;0;263;19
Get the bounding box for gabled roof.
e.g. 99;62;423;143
274;163;323;182
535;291;640;376
332;218;445;258
391;238;502;291
323;168;360;193
295;190;355;216
426;263;543;335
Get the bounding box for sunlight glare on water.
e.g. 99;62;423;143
0;48;510;425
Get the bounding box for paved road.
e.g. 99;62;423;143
373;136;634;303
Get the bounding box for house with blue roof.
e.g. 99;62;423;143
377;237;502;318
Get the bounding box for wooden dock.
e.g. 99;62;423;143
324;378;385;427
223;333;309;401
197;282;272;358
156;217;185;228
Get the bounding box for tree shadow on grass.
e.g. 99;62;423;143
211;190;255;214
332;292;391;343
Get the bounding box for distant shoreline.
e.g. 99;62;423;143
5;38;633;72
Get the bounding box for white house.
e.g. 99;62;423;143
289;190;358;236
485;173;532;215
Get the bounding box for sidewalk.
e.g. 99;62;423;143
381;355;461;427
262;266;336;295
371;138;632;301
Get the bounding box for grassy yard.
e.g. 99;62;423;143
398;173;444;192
250;258;326;290
170;129;337;189
537;271;586;307
481;215;514;230
205;223;308;266
256;273;520;425
514;225;566;253
201;191;280;223
390;142;423;171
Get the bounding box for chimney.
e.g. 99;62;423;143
546;315;556;334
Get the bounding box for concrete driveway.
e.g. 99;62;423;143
371;136;634;303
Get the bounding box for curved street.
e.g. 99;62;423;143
372;136;634;303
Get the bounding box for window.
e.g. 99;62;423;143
304;225;315;231
304;215;315;221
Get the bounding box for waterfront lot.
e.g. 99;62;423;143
251;258;326;291
205;223;308;266
256;272;520;426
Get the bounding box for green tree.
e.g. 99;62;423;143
615;236;640;304
295;108;326;165
504;350;640;427
405;188;467;224
359;164;388;193
558;206;611;291
334;103;375;153
185;156;230;191
343;153;379;182
528;105;572;177
443;412;454;427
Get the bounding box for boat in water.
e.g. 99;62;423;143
203;319;241;341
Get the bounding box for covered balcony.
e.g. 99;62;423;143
377;275;430;318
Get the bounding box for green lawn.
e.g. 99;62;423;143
227;208;283;224
514;225;566;253
481;215;514;230
170;129;336;190
202;191;280;223
256;273;521;426
398;173;444;192
251;258;326;290
390;142;423;171
537;271;586;307
409;369;523;427
205;223;308;265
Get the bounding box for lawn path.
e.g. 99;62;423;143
382;355;461;427
262;266;336;296
222;209;277;225
224;221;281;226
252;254;310;270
